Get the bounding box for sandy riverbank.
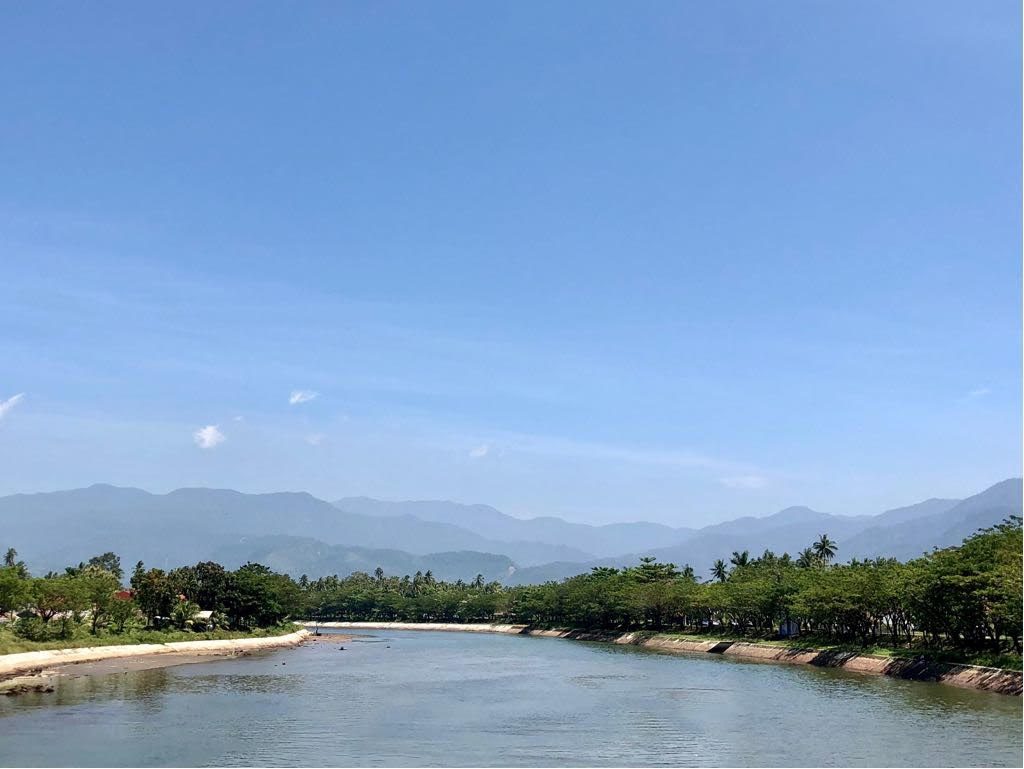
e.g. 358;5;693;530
1;629;310;693
308;622;1022;695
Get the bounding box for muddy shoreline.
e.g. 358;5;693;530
1;629;310;694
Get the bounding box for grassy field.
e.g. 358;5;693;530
658;630;1023;671
0;623;296;656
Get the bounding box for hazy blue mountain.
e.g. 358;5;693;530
506;479;1020;584
694;505;870;540
869;497;960;527
211;535;516;583
841;479;1022;562
2;479;1018;585
335;496;694;557
0;485;584;572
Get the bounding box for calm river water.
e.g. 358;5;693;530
1;630;1021;767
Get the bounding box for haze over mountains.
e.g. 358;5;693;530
1;479;1019;583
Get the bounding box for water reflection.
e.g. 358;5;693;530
0;668;173;716
0;630;1020;768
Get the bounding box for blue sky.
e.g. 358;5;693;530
0;2;1020;526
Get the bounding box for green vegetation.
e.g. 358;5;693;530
302;517;1023;668
2;517;1020;668
0;624;293;656
0;551;302;654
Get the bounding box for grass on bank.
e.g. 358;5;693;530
0;622;296;656
656;630;1023;671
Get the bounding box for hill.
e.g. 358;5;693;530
210;535;516;583
334;497;693;557
505;479;1021;584
1;478;1018;585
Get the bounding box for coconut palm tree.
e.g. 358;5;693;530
730;550;750;569
170;599;200;630
813;534;838;563
710;559;729;583
796;548;817;568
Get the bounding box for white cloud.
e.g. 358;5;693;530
718;475;768;489
305;433;326;446
232;415;245;422
488;431;755;475
967;386;991;399
469;443;490;458
0;393;24;420
193;424;225;449
289;389;318;405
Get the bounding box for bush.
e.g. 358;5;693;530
13;615;50;641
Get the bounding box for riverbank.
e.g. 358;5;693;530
0;628;310;692
308;622;1022;695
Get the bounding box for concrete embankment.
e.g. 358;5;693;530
308;622;1022;695
0;629;310;681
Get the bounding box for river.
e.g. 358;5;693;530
1;630;1020;767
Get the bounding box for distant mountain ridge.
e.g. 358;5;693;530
505;479;1021;584
0;479;1018;584
210;535;516;584
334;496;694;557
0;484;590;570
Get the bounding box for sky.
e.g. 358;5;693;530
0;2;1020;527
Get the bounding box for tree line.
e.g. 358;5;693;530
2;517;1020;657
0;553;304;642
301;519;1022;655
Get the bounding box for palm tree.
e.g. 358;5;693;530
710;559;728;583
813;534;837;563
796;547;817;568
171;599;200;630
730;550;750;569
3;548;16;567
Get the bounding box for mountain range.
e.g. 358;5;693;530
0;479;1019;583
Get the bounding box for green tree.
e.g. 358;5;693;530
171;599;200;630
730;550;750;569
78;568;122;634
108;596;139;633
131;568;176;626
813;534;838;563
0;566;30;620
795;548;817;568
86;552;123;581
31;576;87;637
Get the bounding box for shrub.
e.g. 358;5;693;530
13;615;50;641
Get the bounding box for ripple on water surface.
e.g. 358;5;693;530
0;630;1020;767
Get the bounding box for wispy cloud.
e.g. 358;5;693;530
494;431;756;475
0;393;24;420
967;386;991;399
305;433;326;446
718;475;768;489
193;424;225;449
289;389;318;405
469;443;491;458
